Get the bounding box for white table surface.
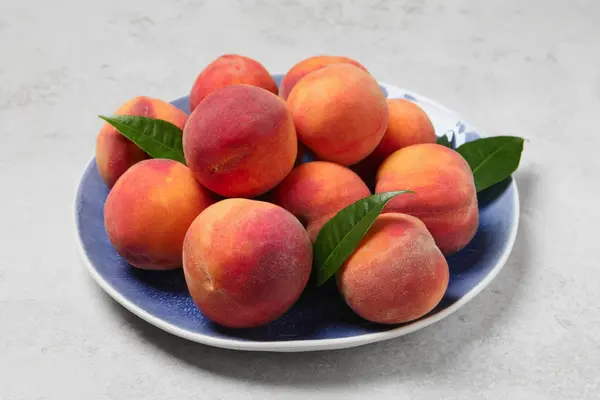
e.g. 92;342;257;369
1;1;599;399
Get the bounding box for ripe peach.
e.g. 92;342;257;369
104;159;214;270
270;161;371;241
279;55;368;100
183;84;297;198
183;199;312;328
376;143;478;255
337;213;449;324
189;54;278;112
286;64;388;165
95;96;188;188
351;98;436;181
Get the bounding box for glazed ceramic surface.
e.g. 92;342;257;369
75;74;519;352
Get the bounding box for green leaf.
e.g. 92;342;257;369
98;115;186;164
436;131;454;148
312;190;413;287
456;136;524;192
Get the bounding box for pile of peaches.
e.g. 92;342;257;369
96;54;478;329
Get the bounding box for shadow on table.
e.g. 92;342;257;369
97;168;538;387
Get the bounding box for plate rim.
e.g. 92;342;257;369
74;83;520;352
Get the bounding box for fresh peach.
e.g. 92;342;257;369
270;161;371;241
95;96;188;189
351;98;436;181
189;54;278;112
183;84;297;198
376;143;478;255
183;199;312;328
286;64;388;165
104;159;214;270
279;55;368;100
337;213;449;324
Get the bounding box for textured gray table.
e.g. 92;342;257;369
1;1;599;399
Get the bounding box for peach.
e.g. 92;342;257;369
104;159;214;270
183;199;312;328
189;54;278;112
376;143;478;255
351;98;436;181
270;161;371;242
286;64;388;165
337;213;449;324
279;55;368;100
183;84;297;198
95;96;188;189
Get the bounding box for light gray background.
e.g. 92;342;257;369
1;0;599;399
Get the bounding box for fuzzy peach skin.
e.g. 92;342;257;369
182;198;313;328
189;54;278;112
95;96;188;189
279;55;368;100
351;98;436;181
183;84;297;198
337;213;449;324
286;63;388;166
376;143;479;255
104;159;214;270
270;161;371;242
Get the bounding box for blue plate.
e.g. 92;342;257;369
74;75;519;352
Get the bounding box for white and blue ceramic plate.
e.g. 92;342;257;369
74;74;519;352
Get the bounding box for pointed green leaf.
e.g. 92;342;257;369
98;115;186;164
436;131;454;148
456;136;524;192
312;190;413;287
